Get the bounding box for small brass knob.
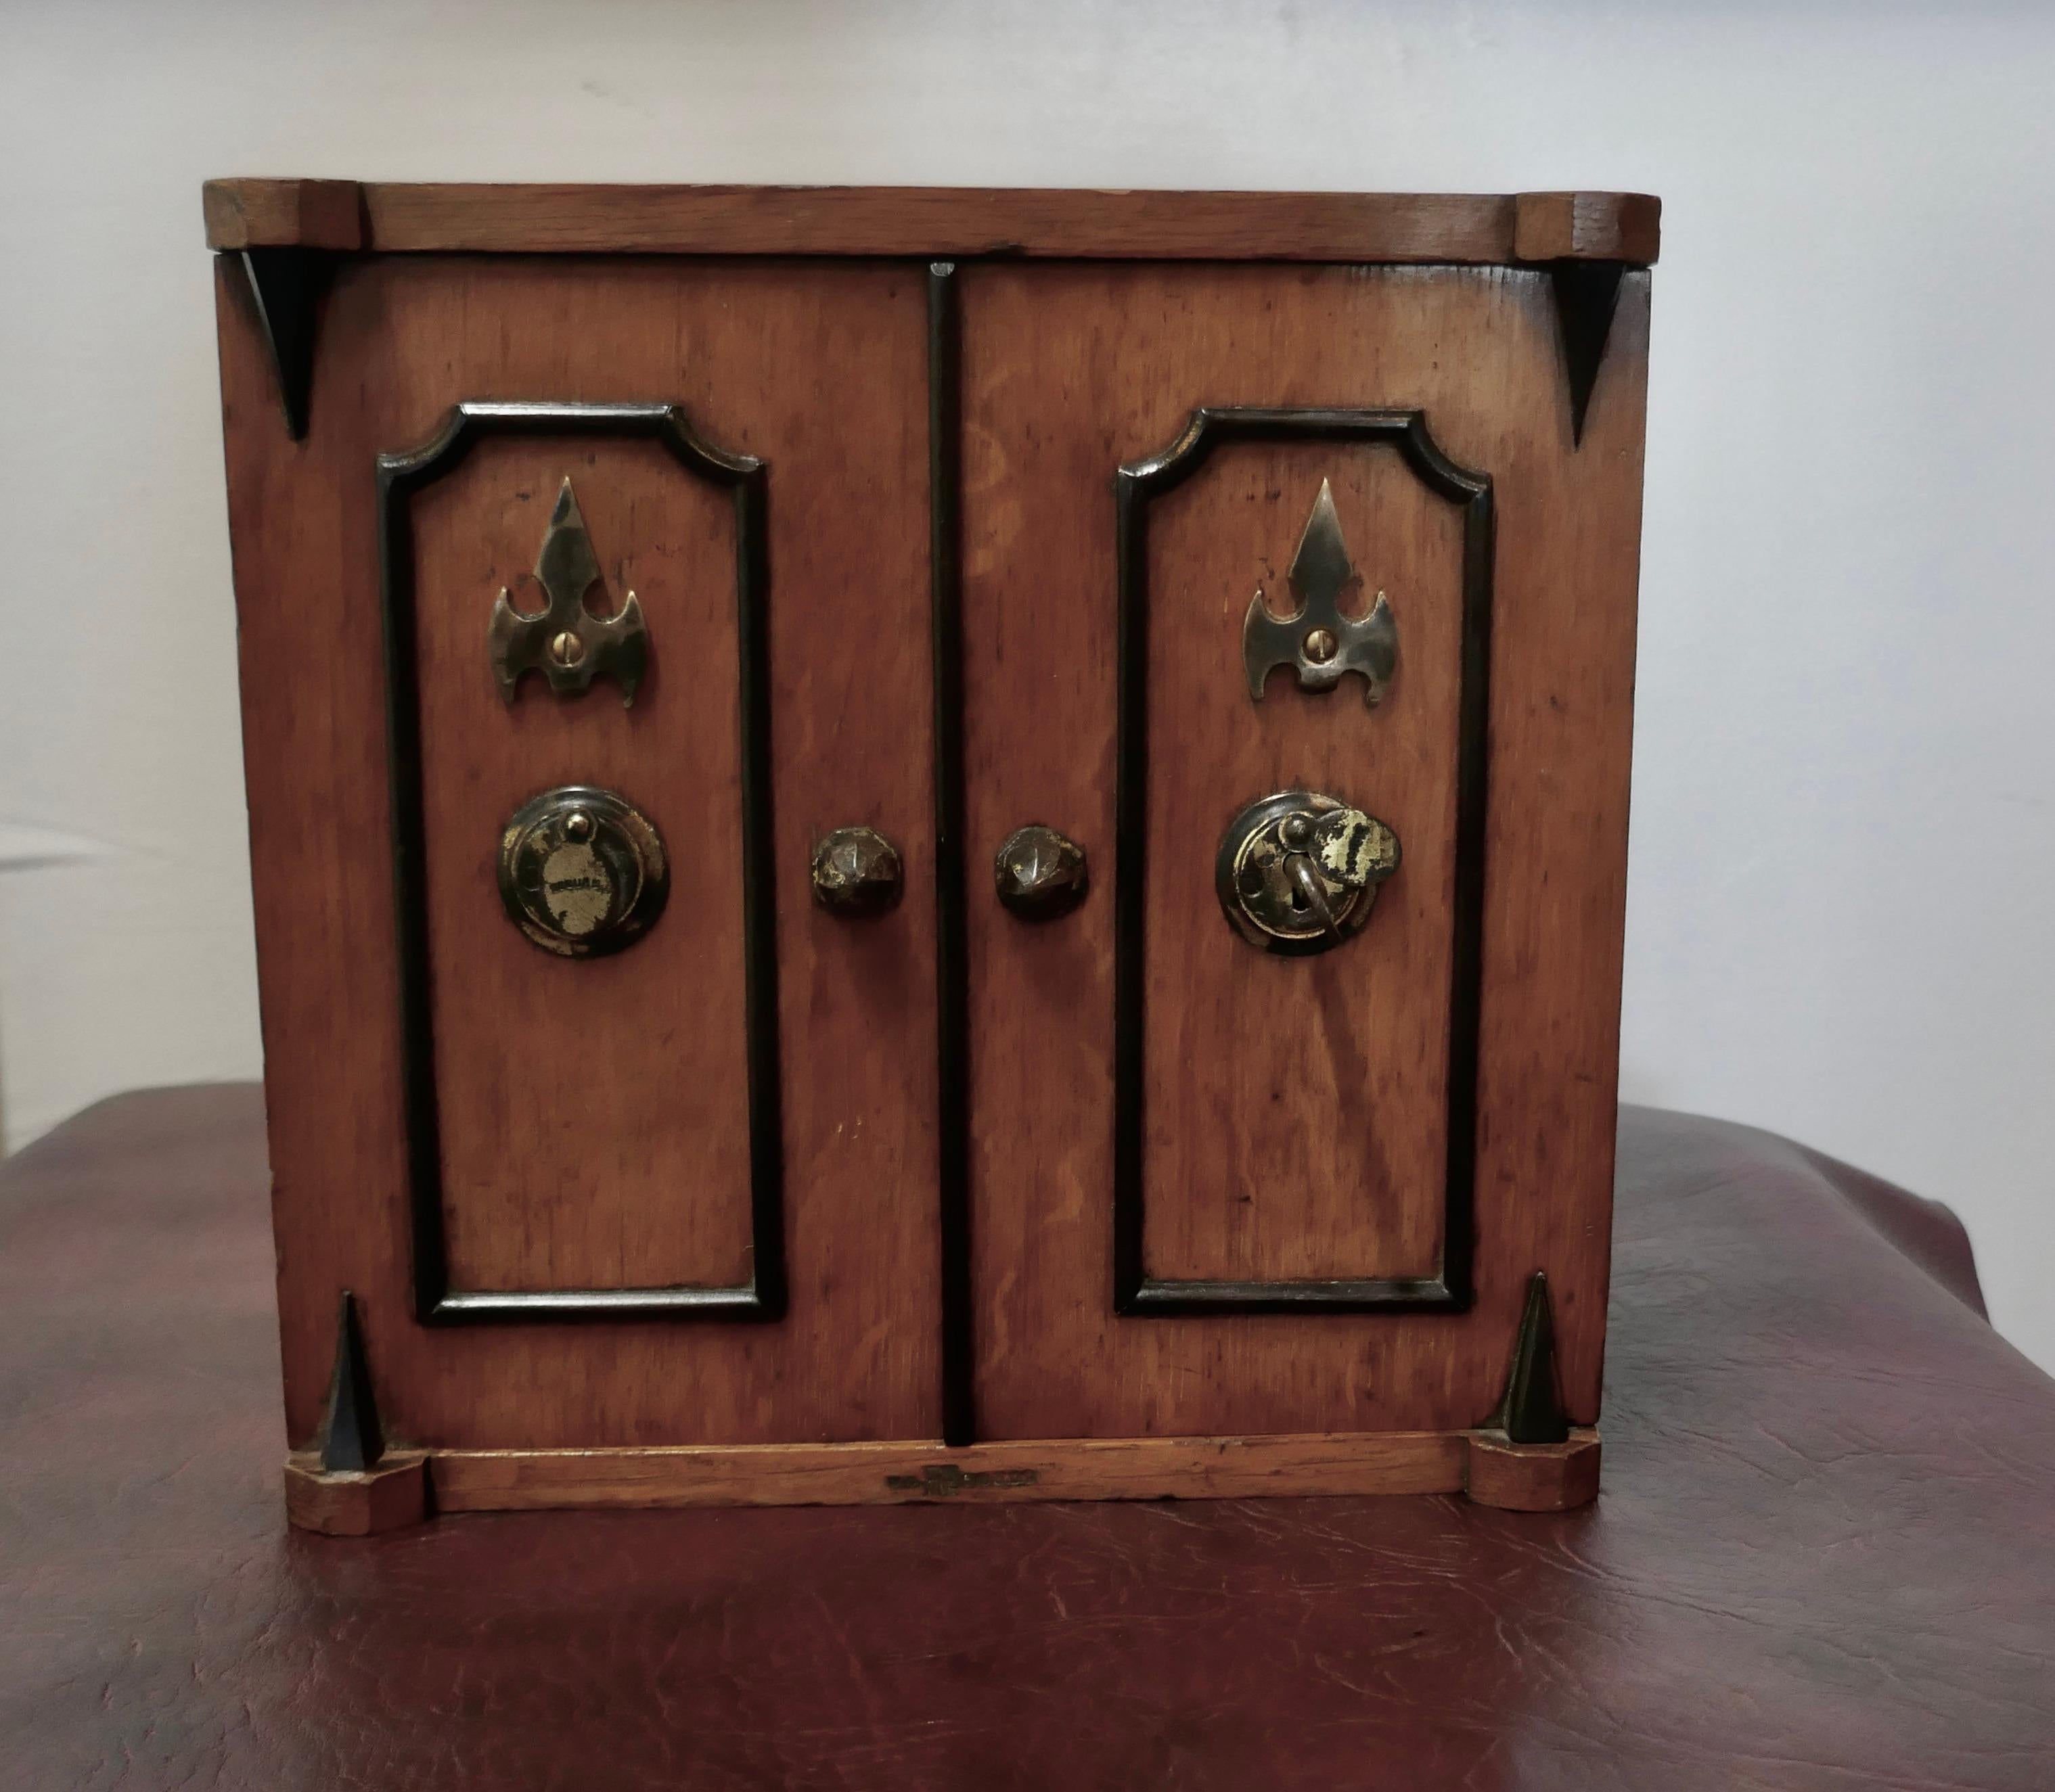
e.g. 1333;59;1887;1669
811;826;903;917
497;785;669;958
995;825;1089;921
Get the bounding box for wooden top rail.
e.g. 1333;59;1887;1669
202;179;1659;265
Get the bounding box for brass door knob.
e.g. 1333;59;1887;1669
811;825;903;917
995;825;1089;920
497;785;669;957
1216;789;1399;955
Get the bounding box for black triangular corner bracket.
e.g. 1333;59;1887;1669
1547;260;1627;449
1494;1270;1571;1446
233;246;332;442
318;1289;386;1473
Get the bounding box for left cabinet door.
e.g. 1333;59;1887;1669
219;254;941;1450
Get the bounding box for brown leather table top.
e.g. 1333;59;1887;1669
1;1086;2049;1790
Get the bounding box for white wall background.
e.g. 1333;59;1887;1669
3;0;2051;1374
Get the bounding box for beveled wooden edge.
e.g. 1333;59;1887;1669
1512;191;1660;264
204;177;363;251
421;1429;1597;1511
202;180;1658;265
1463;1427;1602;1512
284;1449;430;1535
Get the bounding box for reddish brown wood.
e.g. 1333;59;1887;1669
200;180;1659;264
203;177;363;250
1141;442;1462;1286
218;254;941;1450
957;262;1648;1441
282;1450;429;1534
1464;1429;1602;1511
413;436;757;1294
213;186;1652;1502
1512;190;1661;263
432;1430;1474;1509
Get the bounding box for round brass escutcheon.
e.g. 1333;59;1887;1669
995;824;1089;921
497;785;669;958
811;825;903;917
1216;789;1400;955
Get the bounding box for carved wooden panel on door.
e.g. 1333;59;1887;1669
402;421;763;1310
219;255;942;1448
957;262;1647;1442
1119;419;1483;1308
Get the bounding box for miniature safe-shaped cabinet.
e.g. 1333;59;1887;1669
207;180;1656;1532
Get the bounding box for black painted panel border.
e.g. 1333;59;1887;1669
926;265;977;1447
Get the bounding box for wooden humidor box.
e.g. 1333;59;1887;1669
207;179;1655;1532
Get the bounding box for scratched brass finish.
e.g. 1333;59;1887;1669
1215;789;1401;955
496;785;670;958
810;825;904;917
1243;478;1397;706
994;824;1089;921
487;478;650;706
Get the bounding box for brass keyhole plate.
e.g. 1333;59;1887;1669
1215;789;1391;956
497;785;670;958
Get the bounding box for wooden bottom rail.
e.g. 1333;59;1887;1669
285;1429;1600;1532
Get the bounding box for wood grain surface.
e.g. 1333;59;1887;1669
202;180;1659;265
957;262;1648;1440
411;435;756;1293
431;1429;1477;1509
1512;189;1662;263
1139;440;1463;1284
220;227;1648;1463
219;255;942;1448
1463;1429;1603;1512
281;1450;428;1535
203;176;362;250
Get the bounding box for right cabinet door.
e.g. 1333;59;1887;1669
957;261;1648;1442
